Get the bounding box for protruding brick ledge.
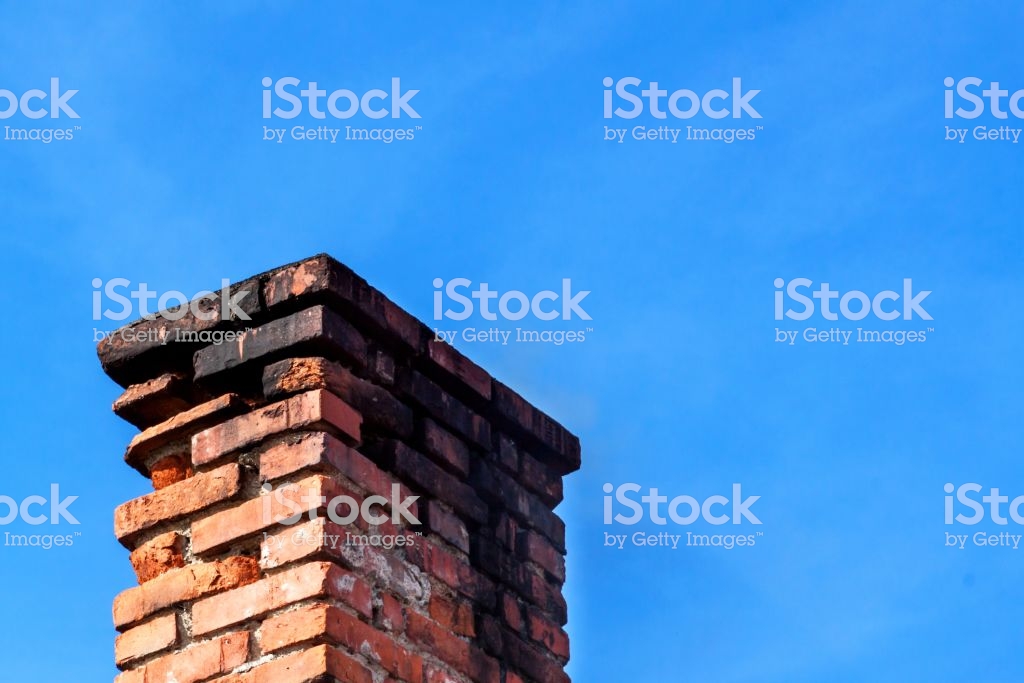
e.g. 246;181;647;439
99;254;580;683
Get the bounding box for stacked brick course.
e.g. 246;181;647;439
98;255;580;683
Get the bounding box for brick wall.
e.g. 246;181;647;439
98;255;581;683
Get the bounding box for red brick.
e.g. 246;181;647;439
261;254;426;354
115;613;178;666
430;594;475;638
406;537;495;609
382;439;487;524
129;531;184;584
427;339;492;400
407;612;499;683
526;609;570;660
190;474;348;555
124;394;248;473
97;273;262;387
501;631;570;683
519;452;563;507
259;518;428;604
193;304;367;383
192;390;361;467
422;418;471;477
262;357;414;437
191;561;371;636
258;433;419;521
491;381;580;474
517;531;565;583
114;464;241;544
113;373;193;429
501;593;523;633
150;454;192;490
425;500;470;554
379;593;405;633
116;631;249;683
211;644;372;683
261;603;424;682
114;557;261;629
399;371;490;448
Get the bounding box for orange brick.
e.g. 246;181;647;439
150;455;193;489
191;561;371;636
430;594;475;638
115;613;178;666
261;603;423;683
210;644;372;683
116;631;249;683
114;464;241;544
113;373;193;429
192;390;361;467
190;474;346;555
407;612;499;683
406;536;495;608
527;609;570;660
124;394;247;471
259;518;427;604
258;433;419;520
114;557;260;629
129;531;185;584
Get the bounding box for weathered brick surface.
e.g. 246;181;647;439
112;373;194;429
99;255;579;683
115;631;250;683
115;613;178;666
191;561;371;636
129;531;185;584
190;474;349;554
124;394;247;474
191;389;361;467
211;644;373;683
114;557;261;629
98;274;263;387
194;305;367;383
261;603;425;682
263;357;414;438
114;464;241;544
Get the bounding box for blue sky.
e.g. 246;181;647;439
1;0;1022;679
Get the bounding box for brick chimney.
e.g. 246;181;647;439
98;255;580;683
